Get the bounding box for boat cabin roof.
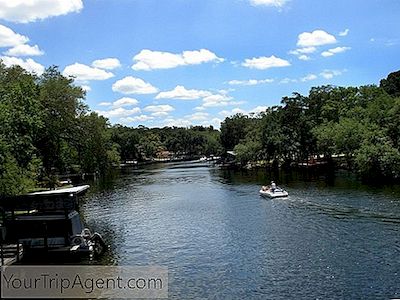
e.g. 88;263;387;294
28;185;90;196
0;185;90;213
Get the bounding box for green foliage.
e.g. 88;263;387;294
0;64;43;194
380;70;400;98
221;70;400;181
220;114;252;150
355;140;400;180
1;62;400;196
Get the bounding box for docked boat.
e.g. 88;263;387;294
259;186;289;198
0;185;107;259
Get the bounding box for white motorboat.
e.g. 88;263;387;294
259;186;288;198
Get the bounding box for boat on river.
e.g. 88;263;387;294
0;185;107;260
259;186;289;198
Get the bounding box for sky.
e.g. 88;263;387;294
0;0;399;128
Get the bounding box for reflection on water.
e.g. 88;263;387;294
80;162;400;299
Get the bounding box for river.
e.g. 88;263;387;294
81;162;400;299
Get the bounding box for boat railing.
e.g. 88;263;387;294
0;231;23;266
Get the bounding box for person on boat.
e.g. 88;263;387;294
270;181;276;192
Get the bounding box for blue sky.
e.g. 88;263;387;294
0;0;399;128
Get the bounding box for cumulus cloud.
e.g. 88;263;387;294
289;47;316;60
163;118;192;128
339;29;350;37
249;0;288;7
320;69;343;79
120;115;154;124
80;85;91;92
321;46;351;57
96;107;141;118
0;0;83;23
202;94;239;107
297;30;337;47
250;106;269;114
289;47;317;55
92;58;121;70
228;78;274;86
298;55;311;61
219;108;247;117
156;85;211;100
0;24;29;47
63;63;114;82
280;77;297;84
144;105;175;114
112;76;158;94
112;97;139;107
98;102;112;107
4;44;44;56
132;49;224;71
242;55;290;70
301;74;317;82
185;112;210;121
0;56;45;75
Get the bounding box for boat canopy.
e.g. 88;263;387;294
0;185;90;213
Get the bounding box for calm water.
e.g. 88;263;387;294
81;162;400;299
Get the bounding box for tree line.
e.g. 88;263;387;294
1;61;399;195
0;63;221;195
221;70;400;182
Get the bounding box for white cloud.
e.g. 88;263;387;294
298;55;311;61
202;94;238;107
96;107;141;118
4;44;44;56
301;74;317;82
162;114;223;128
92;58;121;70
185;112;210;121
163;118;191;127
249;0;288;7
297;30;337;47
339;29;350;37
112;76;158;94
0;24;29;47
182;49;224;65
99;102;112;106
320;69;343;79
242;55;290;70
228;78;274;86
156;85;211;100
132;49;223;71
112;97;139;107
0;56;44;75
289;47;317;55
219;108;247;117
250;106;269;114
63;63;114;82
321;46;351;57
151;111;169;117
289;47;316;61
120;115;154;124
0;0;83;23
280;77;297;84
80;85;91;92
144;105;175;113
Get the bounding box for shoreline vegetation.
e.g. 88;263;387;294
0;62;399;195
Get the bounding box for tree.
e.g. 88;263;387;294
0;63;43;194
78;112;118;173
380;70;400;98
36;66;86;174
